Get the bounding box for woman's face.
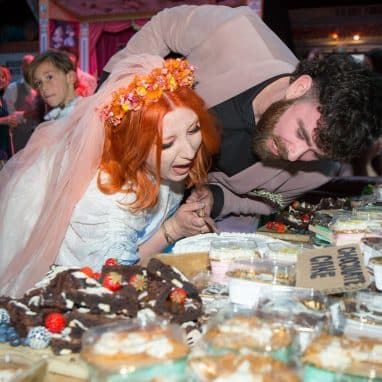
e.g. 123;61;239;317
0;69;10;90
146;107;202;182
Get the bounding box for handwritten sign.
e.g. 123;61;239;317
296;245;370;294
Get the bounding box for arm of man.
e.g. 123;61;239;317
208;160;341;218
104;5;259;71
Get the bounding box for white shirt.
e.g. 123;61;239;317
56;175;184;271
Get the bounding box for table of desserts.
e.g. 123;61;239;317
1;195;382;381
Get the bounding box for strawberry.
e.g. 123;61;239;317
274;222;287;233
45;312;66;333
291;201;300;210
80;266;94;278
105;258;118;266
169;288;187;305
128;274;147;291
266;221;275;230
301;214;311;223
102;272;122;291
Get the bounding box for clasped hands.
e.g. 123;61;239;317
165;185;217;241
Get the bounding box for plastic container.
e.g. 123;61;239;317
186;352;301;381
200;304;296;364
81;317;189;382
340;290;382;340
208;237;259;284
302;333;382;382
264;242;305;264
0;353;47;382
227;258;295;306
329;213;371;246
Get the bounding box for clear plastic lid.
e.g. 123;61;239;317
263;242;306;264
202;304;296;355
302;333;382;379
338;290;382;340
187;352;301;382
329;212;372;233
81;316;189;373
0;353;47;382
226;257;296;286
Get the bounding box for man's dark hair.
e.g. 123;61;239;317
290;53;382;161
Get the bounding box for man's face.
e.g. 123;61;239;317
253;98;326;161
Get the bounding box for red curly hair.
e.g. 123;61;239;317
98;86;220;211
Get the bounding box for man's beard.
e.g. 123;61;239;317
252;98;294;161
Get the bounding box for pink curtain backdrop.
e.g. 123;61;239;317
89;20;148;77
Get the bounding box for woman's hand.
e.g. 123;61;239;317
166;200;216;240
186;185;214;216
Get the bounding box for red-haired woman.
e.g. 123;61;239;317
0;55;219;297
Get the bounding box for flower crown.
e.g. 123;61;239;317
100;58;195;128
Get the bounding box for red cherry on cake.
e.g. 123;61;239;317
105;258;118;266
102;272;122;291
93;272;101;279
80;266;94;278
45;312;66;333
128;274;147;291
169;288;187;304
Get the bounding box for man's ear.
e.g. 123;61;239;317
285;75;313;100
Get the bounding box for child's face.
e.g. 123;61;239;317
32;61;76;108
146;107;202;182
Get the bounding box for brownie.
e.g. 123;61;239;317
65;284;138;316
147;258;200;300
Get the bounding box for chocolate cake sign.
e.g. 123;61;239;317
296;245;370;294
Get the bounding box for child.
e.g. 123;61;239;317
28;49;80;121
0;54;220;297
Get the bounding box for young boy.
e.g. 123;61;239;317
28;50;80;121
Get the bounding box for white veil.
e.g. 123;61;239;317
0;54;165;297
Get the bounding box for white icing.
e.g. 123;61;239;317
218;321;272;346
318;340;351;370
97;303;111;313
93;332;173;359
171;279;183;288
214;361;262;382
78;287;112;295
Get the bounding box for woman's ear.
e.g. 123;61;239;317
285;74;313;100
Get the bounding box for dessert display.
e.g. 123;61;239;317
226;258;296;306
0;258;204;355
187;352;301;382
302;334;382;381
263;197;351;236
360;236;382;265
264;242;304;264
81;319;189;381
329;215;372;246
209;237;259;284
204;314;294;363
340;291;382;339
